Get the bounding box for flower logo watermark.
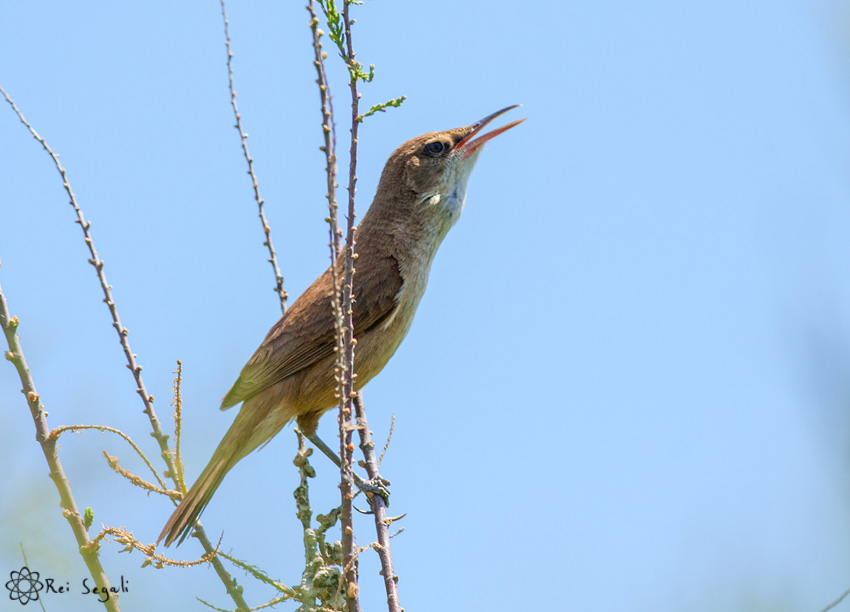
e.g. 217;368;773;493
5;566;44;605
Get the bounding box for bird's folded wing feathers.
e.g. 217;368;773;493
221;255;403;409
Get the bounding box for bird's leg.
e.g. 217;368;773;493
307;433;390;503
305;432;342;467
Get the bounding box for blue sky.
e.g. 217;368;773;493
2;1;850;611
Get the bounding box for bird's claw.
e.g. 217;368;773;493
352;473;391;505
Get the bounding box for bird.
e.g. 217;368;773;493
158;106;524;547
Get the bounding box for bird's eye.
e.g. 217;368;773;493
424;141;446;156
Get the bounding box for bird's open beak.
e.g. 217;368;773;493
454;105;525;158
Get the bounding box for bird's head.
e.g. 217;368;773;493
372;105;525;238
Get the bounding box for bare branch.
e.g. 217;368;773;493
0;84;250;612
378;413;395;466
820;587;850;612
307;0;342;254
309;1;404;608
220;0;287;314
0;274;121;612
354;393;400;611
338;1;362;607
307;4;361;609
0;87;163;449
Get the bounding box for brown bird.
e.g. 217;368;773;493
158;106;524;546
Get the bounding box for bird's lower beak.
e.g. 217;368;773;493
454;105;525;158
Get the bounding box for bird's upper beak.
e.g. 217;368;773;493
453;105;525;158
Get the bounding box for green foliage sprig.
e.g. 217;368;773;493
359;95;407;123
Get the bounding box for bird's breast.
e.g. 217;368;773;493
354;262;430;388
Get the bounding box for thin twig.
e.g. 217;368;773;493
307;0;341;254
0;85;250;612
0;275;121;612
216;551;298;599
820;587;850;612
18;544;47;612
49;423;169;491
92;526;218;569
172;360;187;493
332;537;373;610
220;0;287;314
378;413;395;466
0;88;163;448
102;451;182;500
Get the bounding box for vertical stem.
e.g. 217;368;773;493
311;4;403;610
220;0;288;314
339;1;362;609
353;394;401;612
0;280;121;612
307;2;358;608
307;1;342;255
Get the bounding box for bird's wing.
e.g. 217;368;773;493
220;255;403;409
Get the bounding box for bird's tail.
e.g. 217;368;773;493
157;404;275;547
157;446;232;547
